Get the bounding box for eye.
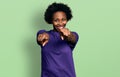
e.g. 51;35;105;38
54;19;58;22
62;18;67;21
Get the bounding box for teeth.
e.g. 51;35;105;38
56;26;63;29
59;27;63;29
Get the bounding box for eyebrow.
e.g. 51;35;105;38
53;17;67;20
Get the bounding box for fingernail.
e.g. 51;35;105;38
42;43;45;46
61;37;64;40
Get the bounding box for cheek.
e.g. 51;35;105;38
63;21;67;25
53;22;57;25
53;22;57;26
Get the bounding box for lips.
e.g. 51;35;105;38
55;26;64;30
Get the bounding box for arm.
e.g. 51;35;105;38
64;32;76;44
37;32;49;46
59;28;78;44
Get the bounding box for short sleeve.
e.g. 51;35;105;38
36;30;46;45
68;32;79;50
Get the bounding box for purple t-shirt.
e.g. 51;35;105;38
37;30;79;77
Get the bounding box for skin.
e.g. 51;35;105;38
37;11;76;46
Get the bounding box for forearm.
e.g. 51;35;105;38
64;32;76;44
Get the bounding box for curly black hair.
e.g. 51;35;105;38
44;2;73;24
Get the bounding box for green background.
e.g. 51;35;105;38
0;0;120;77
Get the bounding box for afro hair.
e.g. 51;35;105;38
44;2;73;24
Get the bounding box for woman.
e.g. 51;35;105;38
37;2;79;77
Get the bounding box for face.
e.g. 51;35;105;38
52;11;67;31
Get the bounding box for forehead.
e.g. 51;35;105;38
53;11;66;18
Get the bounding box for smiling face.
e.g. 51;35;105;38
52;11;67;31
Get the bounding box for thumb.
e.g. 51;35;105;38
60;36;64;40
42;39;49;46
58;29;64;40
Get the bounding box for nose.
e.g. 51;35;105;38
58;20;63;26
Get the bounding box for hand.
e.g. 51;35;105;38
37;33;49;46
59;28;71;40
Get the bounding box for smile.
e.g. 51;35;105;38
55;26;64;29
